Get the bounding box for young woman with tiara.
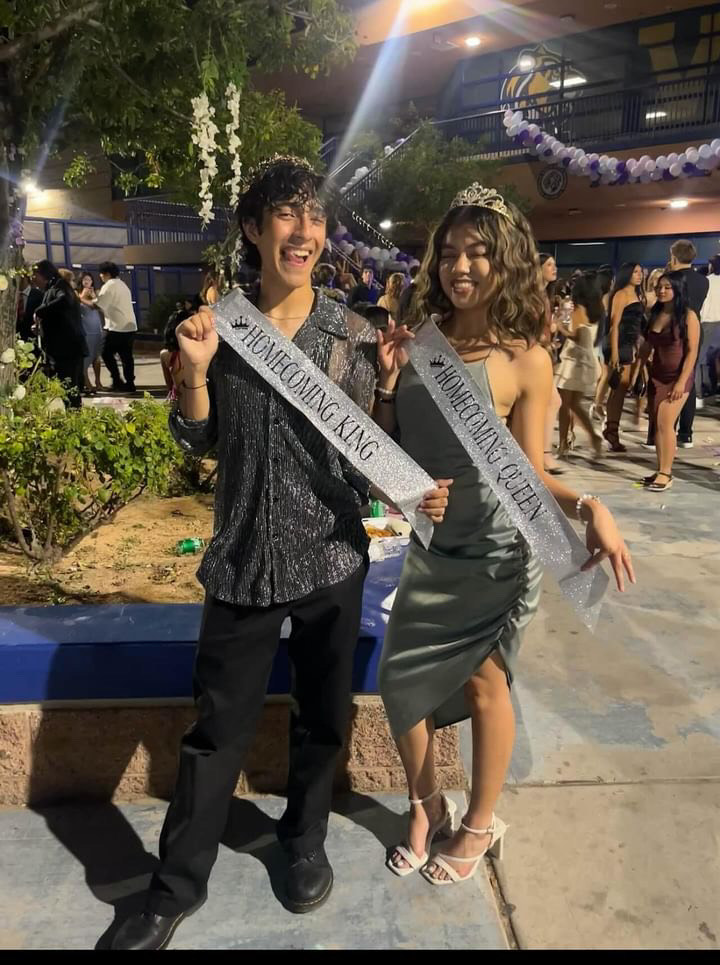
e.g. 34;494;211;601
373;184;634;886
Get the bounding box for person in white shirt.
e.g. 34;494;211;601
95;261;137;392
700;254;720;395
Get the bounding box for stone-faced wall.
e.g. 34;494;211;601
0;697;465;807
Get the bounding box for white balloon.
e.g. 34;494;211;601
518;121;529;132
640;172;652;183
710;138;720;151
677;153;687;166
698;144;713;160
669;162;682;177
715;146;720;158
528;124;539;137
645;159;656;172
651;170;663;181
667;152;679;164
686;147;699;163
384;144;393;155
608;157;618;171
579;156;589;169
656;155;667;169
707;153;720;169
512;111;523;124
390;247;399;257
508;125;519;137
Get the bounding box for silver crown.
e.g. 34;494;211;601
450;183;512;221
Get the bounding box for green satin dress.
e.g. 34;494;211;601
378;359;543;737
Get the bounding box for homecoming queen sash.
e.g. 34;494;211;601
213;289;434;549
409;319;608;631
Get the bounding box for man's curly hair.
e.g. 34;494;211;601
237;156;339;269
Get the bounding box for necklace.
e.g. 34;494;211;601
263;312;310;321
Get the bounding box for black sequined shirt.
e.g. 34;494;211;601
169;290;378;606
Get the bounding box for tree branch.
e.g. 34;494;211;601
1;468;38;560
109;62;192;124
0;0;107;64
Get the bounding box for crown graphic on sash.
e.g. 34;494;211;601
429;355;445;367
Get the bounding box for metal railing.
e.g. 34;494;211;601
341;73;720;210
126;198;230;246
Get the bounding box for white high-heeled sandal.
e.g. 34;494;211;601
386;789;458;878
420;813;508;886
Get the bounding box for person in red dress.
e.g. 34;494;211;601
641;273;700;492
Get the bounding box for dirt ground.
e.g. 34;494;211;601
0;494;215;605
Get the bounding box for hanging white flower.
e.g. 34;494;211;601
1;348;16;364
12;384;26;400
225;82;243;209
191;92;220;227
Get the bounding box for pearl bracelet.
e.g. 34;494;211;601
375;385;397;400
576;493;599;524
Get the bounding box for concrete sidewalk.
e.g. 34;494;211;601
472;401;720;950
0;792;508;951
3;400;719;949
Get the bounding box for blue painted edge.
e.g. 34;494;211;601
0;552;405;702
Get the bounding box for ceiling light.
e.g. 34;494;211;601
645;110;667;120
560;14;575;23
604;2;618;8
549;75;586;88
465;35;481;48
669;199;688;209
21;177;39;195
379;219;393;230
570;242;606;247
518;54;535;72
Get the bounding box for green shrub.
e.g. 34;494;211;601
0;365;212;562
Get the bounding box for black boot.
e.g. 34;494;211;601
285;847;333;914
110;909;192;950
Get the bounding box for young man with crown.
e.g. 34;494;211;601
373;184;634;886
111;157;450;950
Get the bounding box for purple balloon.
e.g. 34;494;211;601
618;173;629;185
662;169;675;181
683;162;695;174
543;149;553;157
616;161;627;173
562;157;571;166
534;134;544;145
398;253;409;263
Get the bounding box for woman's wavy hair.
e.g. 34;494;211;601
407;203;546;345
385;272;405;302
650;273;690;345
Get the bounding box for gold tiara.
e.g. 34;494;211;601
449;183;512;221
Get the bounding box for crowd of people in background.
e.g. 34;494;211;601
536;239;718;493
15;260;137;407
14;239;720;464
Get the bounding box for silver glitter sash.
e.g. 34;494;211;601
409;319;608;630
213;289;434;549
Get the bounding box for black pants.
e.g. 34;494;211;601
676;385;695;443
146;562;367;916
53;354;84;409
102;330;135;388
